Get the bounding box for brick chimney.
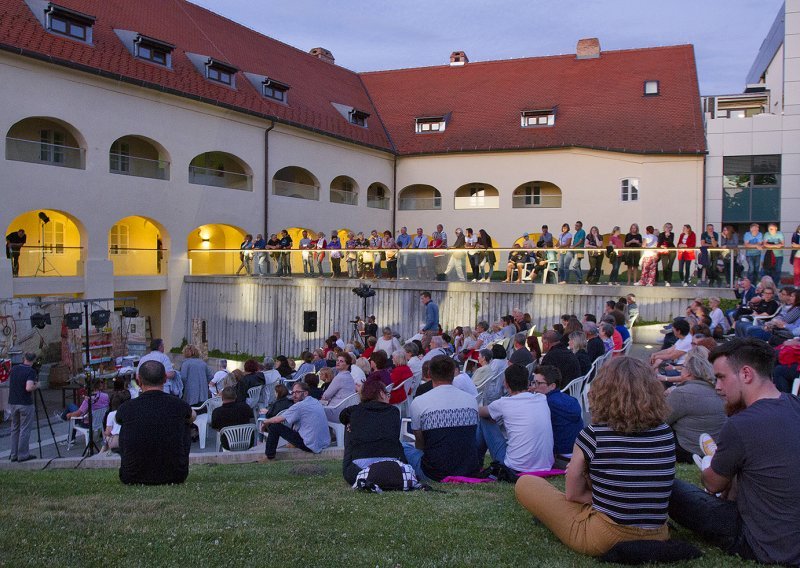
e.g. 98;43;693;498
576;38;600;59
449;51;468;66
309;47;335;64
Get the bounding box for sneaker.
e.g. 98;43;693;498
699;433;717;457
634;282;641;286
683;282;689;287
665;282;671;287
692;454;704;470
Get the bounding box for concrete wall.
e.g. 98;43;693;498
184;276;732;357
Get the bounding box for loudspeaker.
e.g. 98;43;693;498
303;311;317;333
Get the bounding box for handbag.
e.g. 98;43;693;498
353;459;424;492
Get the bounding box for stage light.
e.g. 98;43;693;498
64;312;83;329
30;312;51;329
121;306;139;318
90;309;111;329
38;211;50;224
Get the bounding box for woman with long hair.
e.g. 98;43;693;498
624;223;643;285
180;344;212;406
585;226;604;284
608;226;624;285
557;223;573;284
516;357;675;556
637;225;659;286
477;229;496;282
677;224;697;286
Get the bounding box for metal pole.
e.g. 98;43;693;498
82;301;96;456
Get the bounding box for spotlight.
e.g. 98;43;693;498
38;211;50;224
351;283;376;299
121;306;139;318
90;309;111;329
64;312;83;329
30;312;51;329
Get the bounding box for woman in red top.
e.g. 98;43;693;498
388;350;413;404
677;224;697;287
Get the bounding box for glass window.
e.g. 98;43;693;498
207;66;233;85
722;155;781;223
110;224;129;255
416;118;446;133
621;178;639;202
644;80;659;95
263;84;287;102
44;221;65;255
521;111;555;127
48;15;87;40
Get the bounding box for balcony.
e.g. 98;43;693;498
512;195;562;208
454;195;500;209
398;196;441;211
5;137;85;169
189;165;251;190
330;188;358;206
367;196;390;210
273;179;319;200
12;246;84;278
109;248;167;276
110;153;170;180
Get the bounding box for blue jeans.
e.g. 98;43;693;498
302;256;314;276
609;257;621;283
476;418;507;465
255;252;269;275
402;442;430;482
746;255;760;282
559;251;573;282
568;253;583;283
265;422;310;458
668;479;755;561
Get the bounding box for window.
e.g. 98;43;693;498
44;220;65;255
621;178;639;202
109;141;130;173
45;4;94;43
205;59;237;87
110;224;129;255
40;129;64;164
349;109;370;127
521;109;555;127
644;80;660;96
722;155;781;222
415;117;447;133
262;79;290;103
521;185;541;206
134;35;173;67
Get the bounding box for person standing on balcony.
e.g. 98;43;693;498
381;230;398;279
327;232;342;278
743;223;763;283
657;223;676;286
444;228;466;281
299;230;313;277
413;228;429;280
369;229;383;279
585;226;604;285
5;229;25;277
314;229;327;276
763;223;785;282
465;227;479;281
252;233;267;277
278;229;293;277
557;223;573;284
477;229;496;282
396;226;411;279
235;234;253;276
569;221;586;284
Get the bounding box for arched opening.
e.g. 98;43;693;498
189;152;252;190
272;166;320;200
512;181;562;208
109;135;170;180
367;182;390;210
454;182;500;209
187;224;247;275
108;216;168;276
5;116;86;169
398;184;441;211
330;175;359;206
5;209;83;277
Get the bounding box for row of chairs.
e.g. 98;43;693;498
560;349;615;425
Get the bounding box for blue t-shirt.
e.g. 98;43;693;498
572;229;586;249
616;325;630;343
396;233;411;248
743;232;762;256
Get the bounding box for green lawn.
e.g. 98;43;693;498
0;461;758;568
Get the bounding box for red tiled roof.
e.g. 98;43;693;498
360;46;707;155
0;0;393;151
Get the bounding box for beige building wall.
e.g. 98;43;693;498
396;149;704;243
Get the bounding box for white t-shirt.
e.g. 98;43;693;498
407;356;423;377
138;350;174;373
453;372;478;397
209;370;228;395
487;392;554;472
375;337;402;357
106;410;121;436
421;347;448;363
673;334;693;365
349;364;367;385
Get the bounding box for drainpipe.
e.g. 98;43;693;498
264;121;275;236
392;155;398;234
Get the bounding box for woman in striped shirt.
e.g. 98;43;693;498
516;357;675;556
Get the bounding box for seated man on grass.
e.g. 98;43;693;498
404;356;479;482
669;339;800;566
211;386;254;450
477;364;554;477
116;360;195;485
260;381;330;460
530;365;583;469
649;318;692;373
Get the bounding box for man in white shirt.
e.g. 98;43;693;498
452;370;478;397
477;365;554;475
421;335;448;363
209;359;228;396
138;338;179;394
650;318;693;371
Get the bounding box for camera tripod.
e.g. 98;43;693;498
34;221;61;277
32;385;61;459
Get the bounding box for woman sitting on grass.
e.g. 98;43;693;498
516;357;675;557
339;377;406;485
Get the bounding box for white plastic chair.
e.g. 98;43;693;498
562;373;590;402
613;337;632;356
247;385;263;421
474;369;503;406
391;376;416;419
326;392;360;448
68;410;106;451
541;259;559;284
526;324;537;338
217;424;256;452
792;377;799;397
193;397;223;449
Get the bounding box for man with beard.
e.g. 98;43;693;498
668;339;800;566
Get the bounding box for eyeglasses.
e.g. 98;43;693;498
532;381;549;387
291;390;305;395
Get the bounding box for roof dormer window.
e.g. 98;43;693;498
521;109;555;127
44;3;94;43
134;35;174;67
415;116;447;133
644;80;660;96
349;109;370;127
262;78;290;103
205;58;237;87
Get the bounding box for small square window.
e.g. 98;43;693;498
621;178;639;202
644;80;660;96
49;15;86;40
262;79;290;103
349;109;370;127
44;5;94;43
415;117;447;133
521;110;555;128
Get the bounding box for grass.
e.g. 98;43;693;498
0;461;760;568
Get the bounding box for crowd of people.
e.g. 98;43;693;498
230;222;800;287
11;287;797;566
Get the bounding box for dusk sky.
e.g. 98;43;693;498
190;0;783;96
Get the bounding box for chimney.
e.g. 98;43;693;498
449;51;468;66
309;47;335;64
576;38;600;60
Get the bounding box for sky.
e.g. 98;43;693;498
190;0;783;96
